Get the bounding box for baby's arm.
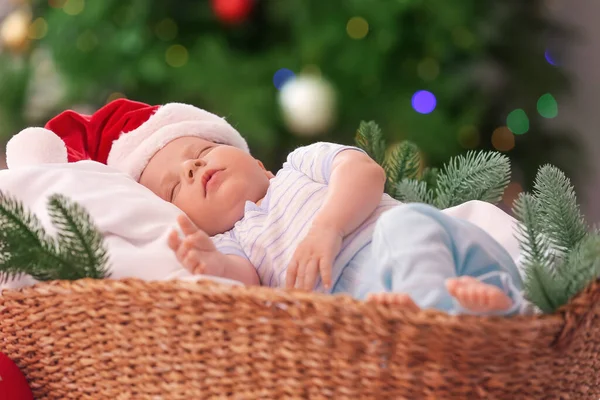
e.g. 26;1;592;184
312;149;386;237
286;149;386;289
168;215;260;286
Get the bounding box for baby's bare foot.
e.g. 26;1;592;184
367;293;420;312
446;276;513;313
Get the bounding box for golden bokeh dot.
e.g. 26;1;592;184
346;17;369;40
165;44;189;67
63;0;84;15
417;58;440;82
107;92;126;103
76;30;97;52
457;125;480;149
28;17;48;40
48;0;67;8
155;18;178;41
491;126;515;152
503;182;523;208
0;9;31;52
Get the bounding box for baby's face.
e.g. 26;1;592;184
139;137;272;236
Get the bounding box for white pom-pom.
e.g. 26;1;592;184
6;127;68;169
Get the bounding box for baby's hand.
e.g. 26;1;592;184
168;215;224;277
285;225;342;291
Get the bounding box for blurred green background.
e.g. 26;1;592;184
0;0;581;207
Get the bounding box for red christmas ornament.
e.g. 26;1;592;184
0;353;33;400
211;0;254;24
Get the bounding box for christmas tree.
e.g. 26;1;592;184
0;0;577;185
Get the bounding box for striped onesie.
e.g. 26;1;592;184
211;142;398;293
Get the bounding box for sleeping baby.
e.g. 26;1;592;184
6;98;525;315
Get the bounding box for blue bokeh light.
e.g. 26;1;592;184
273;68;296;90
411;90;437;114
545;49;558;66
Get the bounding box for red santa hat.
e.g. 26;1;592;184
5;98;249;181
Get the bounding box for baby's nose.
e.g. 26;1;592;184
184;159;204;179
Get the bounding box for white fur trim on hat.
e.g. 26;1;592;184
107;103;249;181
6;127;68;169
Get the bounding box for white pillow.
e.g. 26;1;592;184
0;161;240;291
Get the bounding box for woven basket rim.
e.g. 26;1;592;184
1;277;573;326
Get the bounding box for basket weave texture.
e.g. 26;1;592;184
1;278;599;399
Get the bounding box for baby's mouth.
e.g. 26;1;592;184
201;169;223;195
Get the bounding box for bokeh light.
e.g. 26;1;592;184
506;109;529;135
544;49;558;66
457;125;480;149
273;68;295;90
417;58;440;82
28;17;48;40
155;18;178;41
537;93;558;118
411;90;437;114
346;17;369;40
491;126;515;152
165;44;189;67
502;182;523;208
63;0;85;16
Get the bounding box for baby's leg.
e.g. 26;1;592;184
361;203;523;315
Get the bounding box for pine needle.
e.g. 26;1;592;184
435;151;511;209
355;121;386;165
513;192;553;268
533;165;587;254
558;233;600;300
0;191;59;283
523;261;567;313
421;167;439;193
47;194;110;280
384;141;420;196
394;179;434;205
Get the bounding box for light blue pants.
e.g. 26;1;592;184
332;203;524;315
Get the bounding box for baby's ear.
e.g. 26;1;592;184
256;160;275;179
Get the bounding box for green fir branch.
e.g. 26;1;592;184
523;261;568;314
383;141;420;196
47;194;110;280
394;179;434;205
533;165;587;253
421;167;439;193
513;192;554;268
513;192;562;312
0;191;61;283
558;234;600;301
355;121;386;166
0;191;110;283
435;151;511;209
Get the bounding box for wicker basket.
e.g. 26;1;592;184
1;278;599;400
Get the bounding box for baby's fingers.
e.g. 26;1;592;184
183;249;203;273
177;214;198;236
176;240;192;263
302;258;319;291
286;259;299;289
319;254;333;290
168;230;181;251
